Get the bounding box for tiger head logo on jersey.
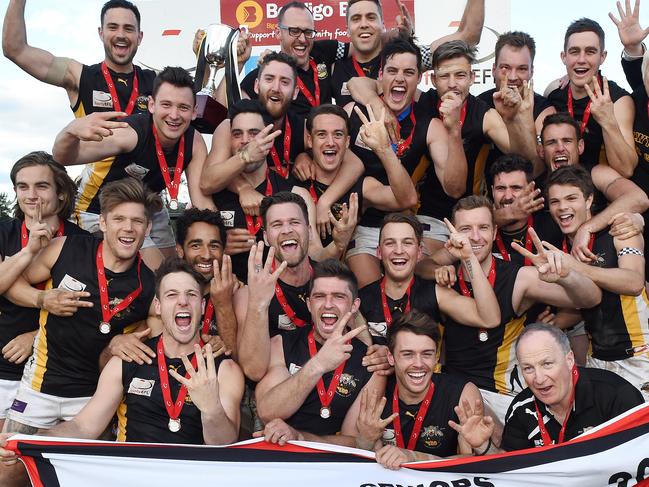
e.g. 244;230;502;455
420;425;444;448
336;373;357;397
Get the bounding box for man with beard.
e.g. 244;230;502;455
351;311;483;468
450;323;644;454
3;0;154;118
540;166;649;400
477;31;556;175
0;152;91;432
359;213;500;346
52;67;214;268
234;192;317;381
254;259;379;446
0;259;243;474
348;39;538;263
0;178;159;486
546;18;637;178
331;0;484;106
439;195;601;430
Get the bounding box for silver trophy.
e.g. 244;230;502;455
193;23;242;133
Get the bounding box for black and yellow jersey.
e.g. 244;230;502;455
581;231;649;361
444;258;526;396
118;336;227;444
75;113;195;216
0;219;87;381
417;91;491;220
25;235;155;398
72;63;155;118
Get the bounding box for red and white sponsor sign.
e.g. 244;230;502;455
7;403;649;487
220;0;415;45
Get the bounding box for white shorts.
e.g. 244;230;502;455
76;208;176;249
416;214;450;243
587;354;649;402
346;225;379;258
565;320;587;338
0;379;20;419
5;384;91;429
480;388;515;426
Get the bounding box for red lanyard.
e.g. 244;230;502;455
562;233;595;254
269;117;292;179
380;277;414;326
534;366;580;445
152;124;185;208
22;219;65;290
308;328;347;419
308;179;319;203
436;99;468;128
96;241;143;334
458;257;496;342
567;77;599;136
245;167;273;235
495;216;533;266
272;261;312;328
392;381;435;450
21;219;64;248
157;336;201;432
100;62;139;115
296;59;321;107
202;298;214;335
395;101;417;157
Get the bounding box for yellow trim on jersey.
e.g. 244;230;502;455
31;279;54;392
74;157;116;219
117;402;128;442
411;154;430;214
123;320;145;335
472;144;491;196
494;315;526;394
73;102;87;119
598;144;609;166
620;289;649;351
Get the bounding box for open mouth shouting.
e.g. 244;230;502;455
389;85;407;104
405;369;429;386
557;212;575;229
320;312;339;329
174;311;192;333
552;155;569;170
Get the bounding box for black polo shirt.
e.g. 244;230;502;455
502;367;644;451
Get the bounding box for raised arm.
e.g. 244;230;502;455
586;78;637;177
235;243;287;381
430;93;468;198
429;0;484;52
2;0;82;103
51;112;136;165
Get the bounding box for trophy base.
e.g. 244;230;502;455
192;94;228;134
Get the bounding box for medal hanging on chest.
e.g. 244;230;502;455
152;124;185;210
458;257;496;342
308;329;347;419
96;242;143;334
157;336;201;432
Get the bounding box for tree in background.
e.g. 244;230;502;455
0;193;14;221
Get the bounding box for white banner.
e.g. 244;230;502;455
8;403;649;487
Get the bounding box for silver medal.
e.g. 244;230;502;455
320;406;331;419
168;418;181;432
168;199;179;211
99;321;111;334
479;331;488;342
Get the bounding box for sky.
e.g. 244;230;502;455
0;0;643;200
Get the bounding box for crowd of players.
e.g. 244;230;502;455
0;0;647;483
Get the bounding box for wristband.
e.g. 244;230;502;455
475;438;492;456
36;291;45;309
618;247;644;257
